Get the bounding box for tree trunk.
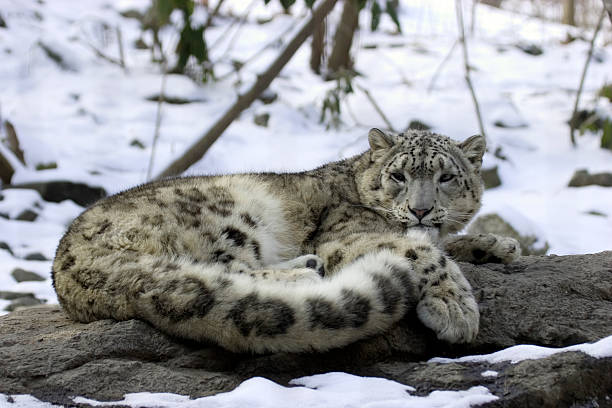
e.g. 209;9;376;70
562;0;576;26
309;16;326;74
327;0;359;76
603;0;612;23
155;0;339;179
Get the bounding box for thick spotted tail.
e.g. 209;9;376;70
56;251;418;353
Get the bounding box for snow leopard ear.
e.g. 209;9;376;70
459;134;486;170
368;128;395;152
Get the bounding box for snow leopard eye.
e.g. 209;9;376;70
390;172;406;183
439;174;455;183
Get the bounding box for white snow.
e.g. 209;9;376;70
430;334;612;364
1;0;612;406
73;373;498;408
480;371;498;378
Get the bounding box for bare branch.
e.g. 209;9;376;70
0;144;15;185
354;83;396;133
604;0;612;22
204;0;226;30
4;121;25;166
569;9;606;147
81;38;127;72
155;0;340;179
147;62;168;181
456;0;487;140
427;39;458;93
116;26;127;73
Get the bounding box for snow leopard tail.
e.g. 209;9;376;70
54;250;418;353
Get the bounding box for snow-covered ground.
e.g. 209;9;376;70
1;0;612;406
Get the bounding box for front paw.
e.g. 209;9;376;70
472;234;520;264
416;264;479;343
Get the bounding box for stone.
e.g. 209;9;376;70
0;241;13;255
23;252;48;261
515;42;543;56
468;213;549;255
253;113;270;127
481;166;501;189
568;169;612;187
0;252;610;407
257;89;278;104
11;268;46;282
145;95;205;104
407;120;432;131
0;291;35;300
15;209;38;222
6;181;107;207
5;296;44;312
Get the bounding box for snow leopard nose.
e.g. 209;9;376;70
409;207;432;220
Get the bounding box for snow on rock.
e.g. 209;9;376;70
71;373;497;408
430;334;612;364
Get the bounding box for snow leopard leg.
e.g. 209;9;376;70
317;231;479;343
443;233;520;264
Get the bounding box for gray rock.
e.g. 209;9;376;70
481;166;501;189
468;213;549;255
15;209;38;222
0;241;13;255
254;112;270;127
6;181;107;206
257;89;278;104
23;252;48;261
407;120;432;131
0;291;35;300
5;296;44;312
11;268;46;282
0;252;611;407
515;42;543;56
568;169;612;187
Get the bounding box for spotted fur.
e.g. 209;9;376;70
52;129;517;353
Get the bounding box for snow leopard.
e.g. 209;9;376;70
52;128;520;353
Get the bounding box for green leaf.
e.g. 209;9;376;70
601;119;612;151
385;0;401;33
598;83;612;103
355;0;367;10
174;25;208;72
154;0;174;26
264;0;272;4
304;0;316;8
280;0;296;10
370;1;382;31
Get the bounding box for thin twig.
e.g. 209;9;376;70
81;39;126;70
209;0;257;54
470;0;479;35
147;61;168;181
215;19;295;81
355;83;396;132
570;8;606;147
204;0;226;30
456;0;486;139
427;39;458;93
115;26;128;73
